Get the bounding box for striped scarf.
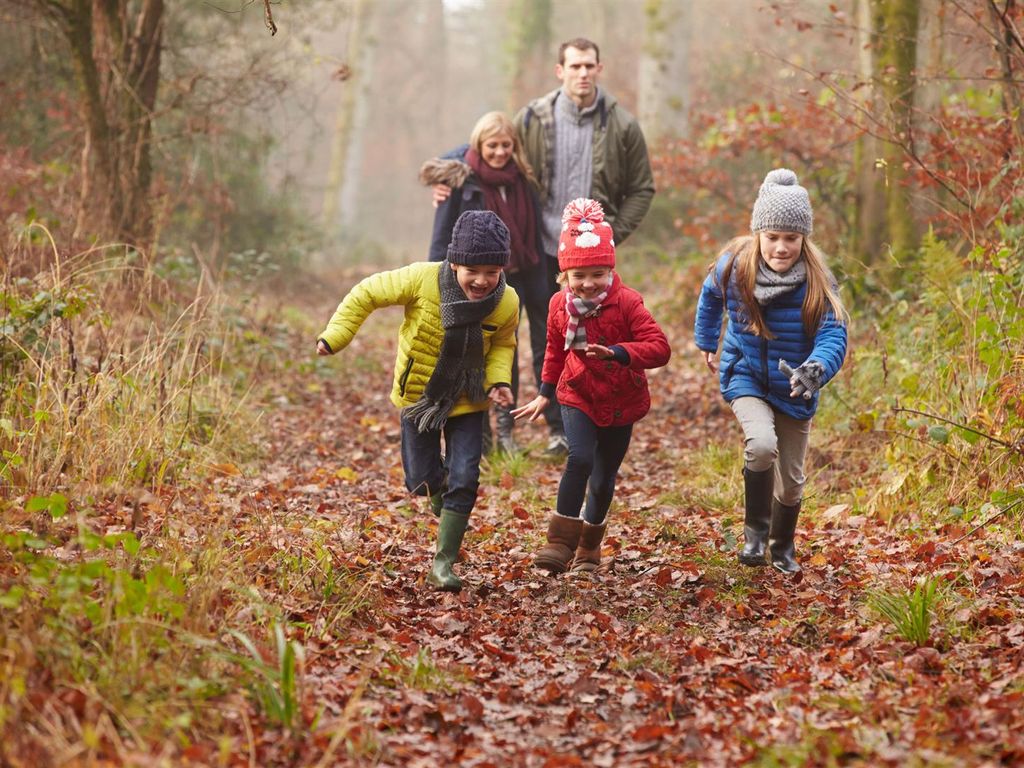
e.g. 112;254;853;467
563;273;614;350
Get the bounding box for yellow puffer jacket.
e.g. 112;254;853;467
318;261;520;416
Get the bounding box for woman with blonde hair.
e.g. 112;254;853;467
421;111;562;454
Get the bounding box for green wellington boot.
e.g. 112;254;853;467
429;491;443;518
427;509;470;592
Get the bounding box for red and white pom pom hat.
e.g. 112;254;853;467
558;197;616;270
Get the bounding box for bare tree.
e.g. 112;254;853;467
852;0;887;259
32;0;165;247
321;0;377;235
506;0;552;112
985;0;1024;140
638;0;691;142
873;0;922;256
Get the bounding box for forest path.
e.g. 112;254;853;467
230;302;1022;767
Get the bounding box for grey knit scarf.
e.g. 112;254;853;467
402;261;505;433
754;258;807;305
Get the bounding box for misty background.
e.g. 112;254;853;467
253;0;860;263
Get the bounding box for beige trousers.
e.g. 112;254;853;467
730;396;812;506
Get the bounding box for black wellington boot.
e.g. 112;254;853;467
769;500;802;574
738;467;773;566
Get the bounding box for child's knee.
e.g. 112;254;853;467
565;453;595;477
776;487;803;506
744;436;778;471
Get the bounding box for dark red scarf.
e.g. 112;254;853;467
465;148;540;271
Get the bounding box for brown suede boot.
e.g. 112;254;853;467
534;514;583;574
571;521;607;573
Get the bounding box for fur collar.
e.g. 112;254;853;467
419;157;472;188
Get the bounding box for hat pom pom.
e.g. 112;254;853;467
561;197;605;225
763;168;799;187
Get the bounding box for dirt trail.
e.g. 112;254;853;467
237;310;1023;767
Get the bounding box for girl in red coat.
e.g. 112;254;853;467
512;198;671;574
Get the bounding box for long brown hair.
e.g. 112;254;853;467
469;112;539;189
715;234;848;339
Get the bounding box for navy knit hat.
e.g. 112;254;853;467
447;210;511;266
750;168;814;236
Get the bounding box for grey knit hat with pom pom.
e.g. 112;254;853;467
750;168;813;235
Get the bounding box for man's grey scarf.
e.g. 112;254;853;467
402;261;505;433
754;258;806;305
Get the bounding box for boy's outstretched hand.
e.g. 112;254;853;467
489;385;514;407
511;395;550;422
317;340;331;356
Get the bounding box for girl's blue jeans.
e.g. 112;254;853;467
556;405;633;525
400;411;484;516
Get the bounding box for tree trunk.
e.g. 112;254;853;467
506;0;552;113
43;0;164;247
423;0;448;146
638;0;691;143
873;0;921;257
852;0;886;261
321;0;374;235
916;0;945;117
851;0;884;262
987;0;1024;142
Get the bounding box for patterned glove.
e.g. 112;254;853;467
779;359;825;399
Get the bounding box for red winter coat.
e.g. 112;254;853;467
541;279;671;427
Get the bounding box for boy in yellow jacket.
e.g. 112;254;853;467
317;210;520;591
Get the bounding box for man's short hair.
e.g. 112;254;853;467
558;38;600;65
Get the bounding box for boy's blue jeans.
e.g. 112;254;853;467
400;411;484;516
556;405;633;525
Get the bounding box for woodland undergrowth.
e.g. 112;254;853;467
1;222;1022;765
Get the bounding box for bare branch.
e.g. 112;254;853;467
263;0;277;35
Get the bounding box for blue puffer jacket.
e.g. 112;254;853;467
694;252;847;420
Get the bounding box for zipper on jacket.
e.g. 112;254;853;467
760;338;770;391
399;356;414;397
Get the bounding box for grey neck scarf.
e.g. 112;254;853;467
754;258;806;305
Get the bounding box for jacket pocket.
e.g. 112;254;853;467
398;356;415;397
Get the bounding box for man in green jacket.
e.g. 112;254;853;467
514;38;656;269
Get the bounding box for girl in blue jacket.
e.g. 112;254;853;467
694;169;848;574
